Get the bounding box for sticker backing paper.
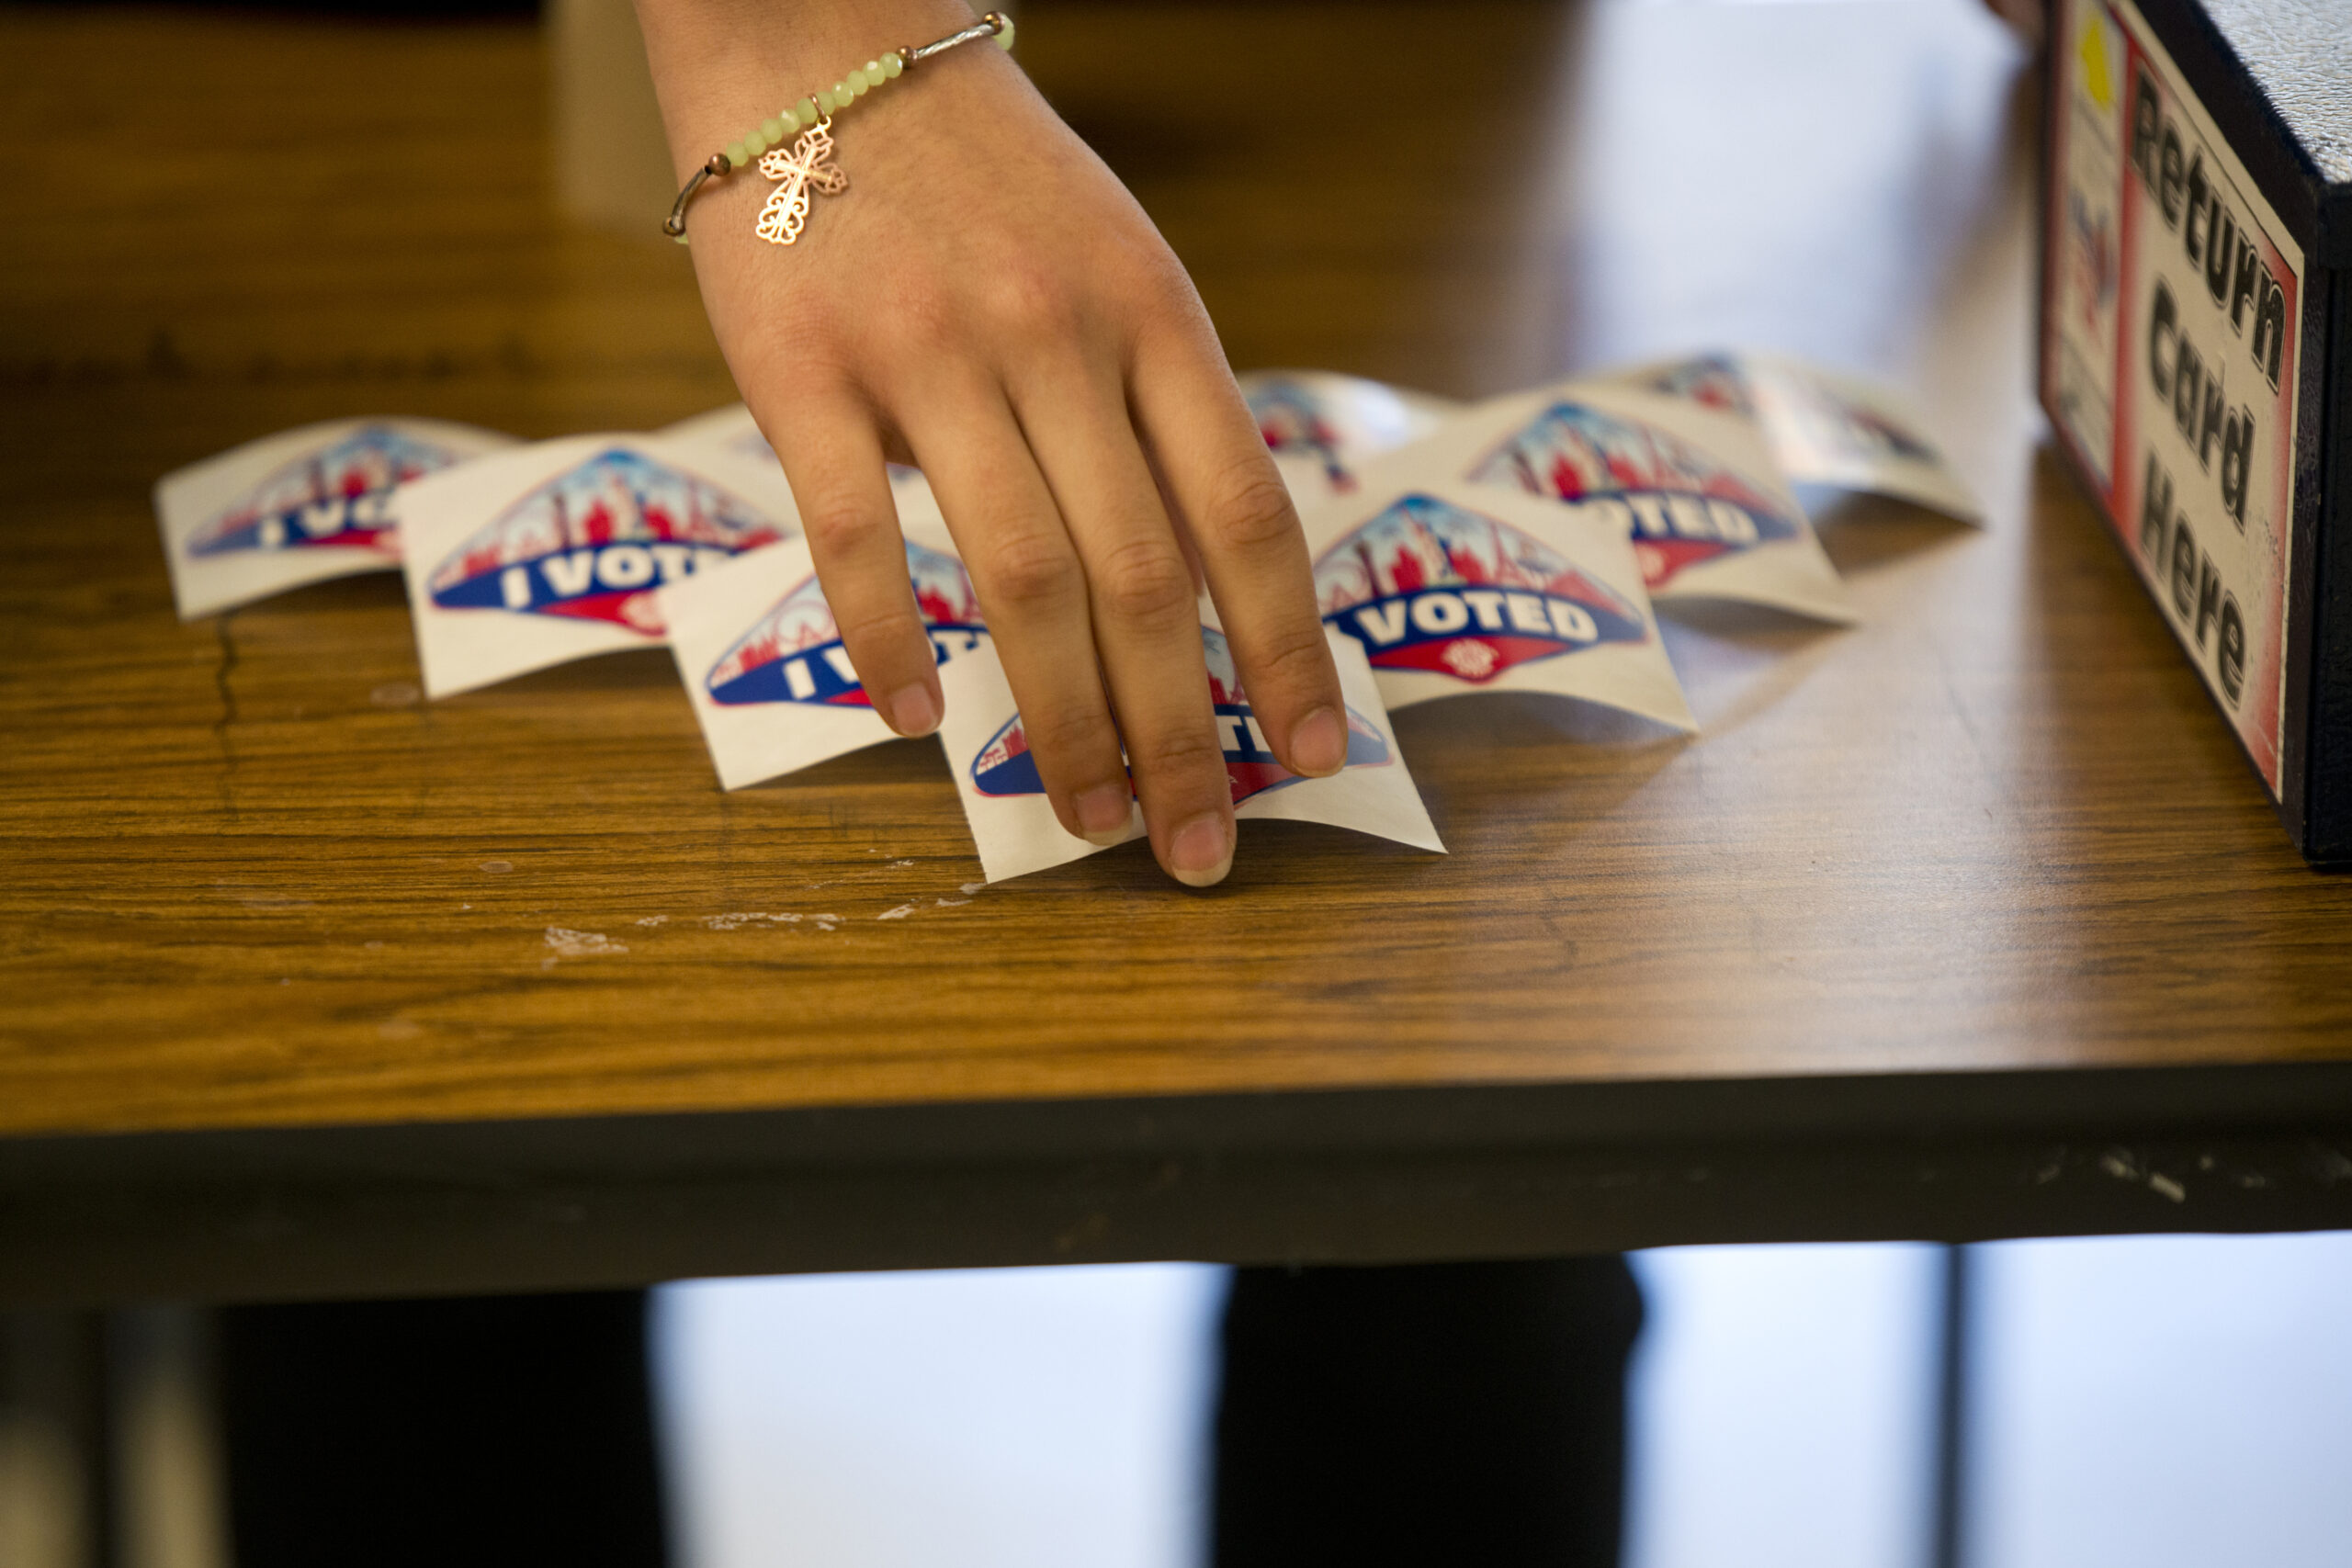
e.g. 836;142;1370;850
660;526;984;790
1299;478;1697;732
1374;381;1857;626
154;417;516;619
938;625;1442;884
399;434;801;698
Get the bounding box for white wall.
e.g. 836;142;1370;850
650;1265;1225;1568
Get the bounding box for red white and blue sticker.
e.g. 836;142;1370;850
1609;351;1980;523
1313;491;1649;682
186;423;459;558
1250;378;1356;496
968;626;1394;806
399;434;802;699
1636;354;1758;421
938;624;1442;884
705;539;984;708
1365;381;1855;624
1464;399;1804;590
659;528;971;790
1294;478;1696;728
153;416;516;619
1236;370;1458;506
425;446;787;635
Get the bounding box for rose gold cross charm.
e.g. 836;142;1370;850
753;120;850;246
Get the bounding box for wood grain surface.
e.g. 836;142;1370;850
5;0;2350;1151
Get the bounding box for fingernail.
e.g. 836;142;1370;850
1167;811;1234;887
883;682;940;737
1290;706;1347;777
1074;782;1135;846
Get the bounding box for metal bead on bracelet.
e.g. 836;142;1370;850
662;10;1015;247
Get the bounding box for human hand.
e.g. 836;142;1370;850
636;0;1347;886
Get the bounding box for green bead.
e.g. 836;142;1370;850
865;59;882;79
846;67;867;94
831;81;850;103
743;131;766;156
794;96;817;124
880;51;902;78
994;15;1014;48
725;141;747;166
761;117;783;141
815;88;835;113
777;109;799;136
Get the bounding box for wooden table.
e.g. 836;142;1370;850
6;0;2350;1306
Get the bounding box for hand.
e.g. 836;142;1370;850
636;0;1348;886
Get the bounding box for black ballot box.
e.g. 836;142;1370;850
2039;0;2351;863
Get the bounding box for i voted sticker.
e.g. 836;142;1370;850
705;539;983;708
1365;379;1856;625
400;434;801;698
661;529;981;791
1313;491;1650;683
154;416;516;618
939;624;1442;884
1609;350;1981;524
1237;369;1461;506
1296;479;1694;731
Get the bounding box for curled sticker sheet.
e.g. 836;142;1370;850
398;434;801;698
1237;370;1462;507
1374;380;1853;625
662;401;948;532
1607;351;1982;524
938;624;1442;884
1298;478;1697;732
659;527;985;790
1373;381;1857;626
153;417;516;619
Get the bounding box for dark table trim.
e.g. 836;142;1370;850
7;1063;2352;1305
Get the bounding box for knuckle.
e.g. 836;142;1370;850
984;531;1081;608
1095;537;1195;624
1205;458;1302;553
1120;251;1201;323
1245;621;1336;698
985;262;1084;340
832;603;925;656
800;502;877;560
869;281;958;365
1022;700;1120;764
1132;722;1226;780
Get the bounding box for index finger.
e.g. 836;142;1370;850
1127;319;1348;780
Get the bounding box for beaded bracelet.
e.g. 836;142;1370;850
662;10;1015;247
